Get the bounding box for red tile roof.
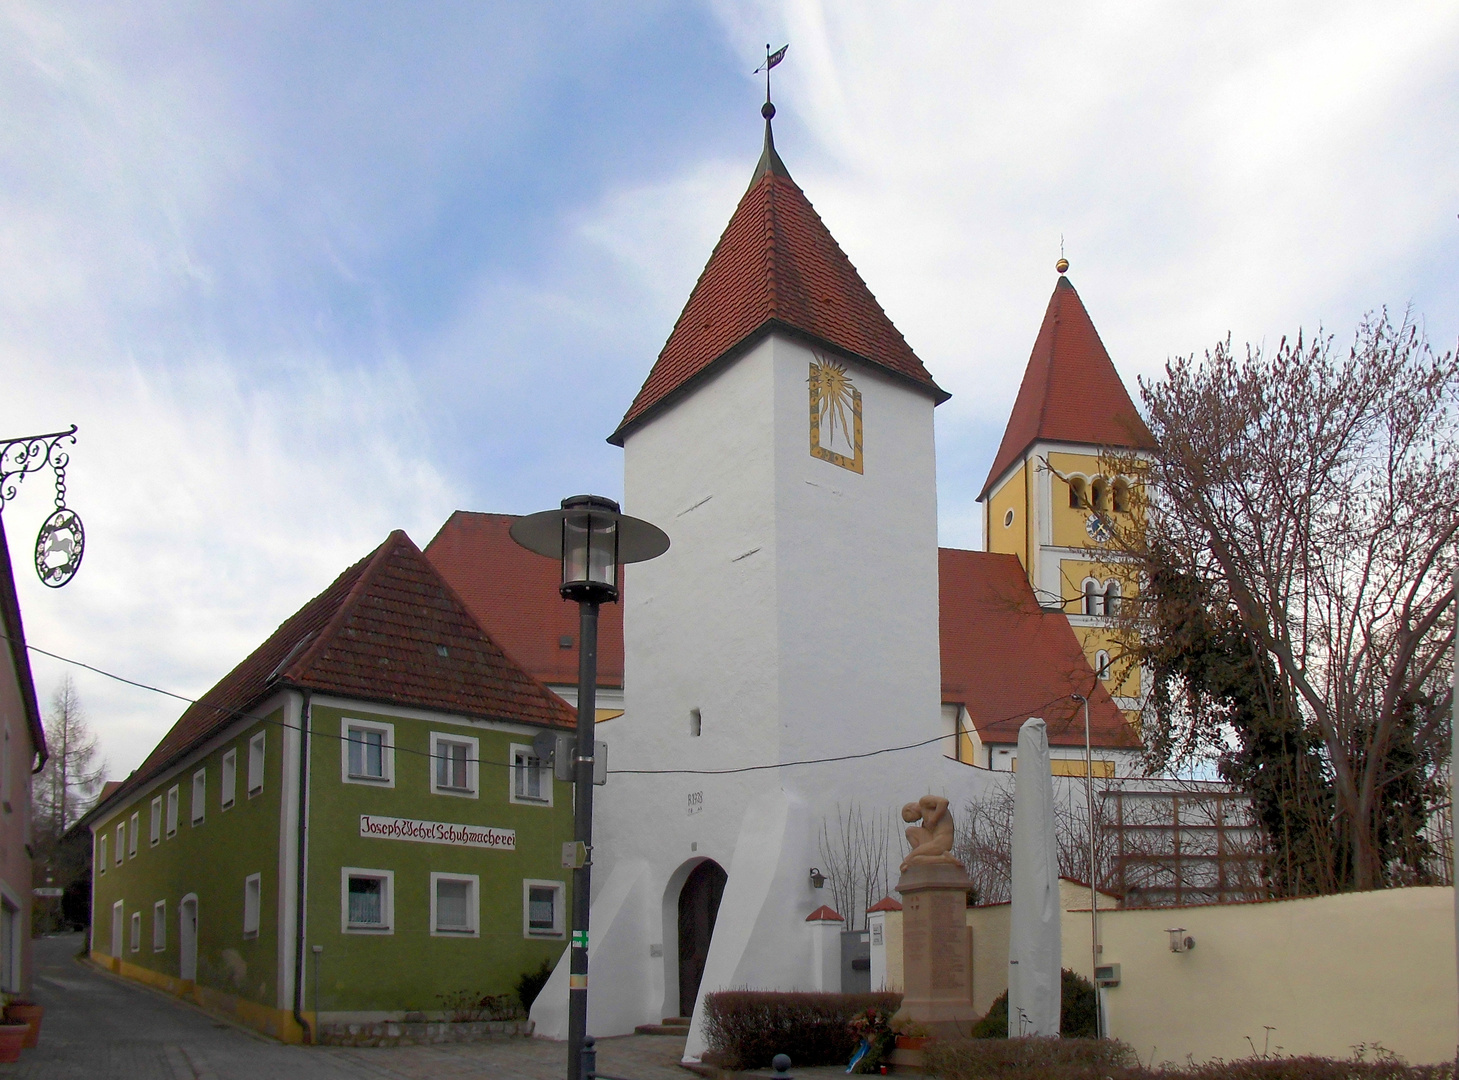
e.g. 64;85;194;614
609;124;947;445
980;276;1155;500
424;511;623;688
90;530;574;821
939;547;1136;749
805;904;845;922
866;896;903;913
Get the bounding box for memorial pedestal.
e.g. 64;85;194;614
890;861;977;1040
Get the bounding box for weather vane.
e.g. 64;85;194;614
0;426;85;587
754;42;788;116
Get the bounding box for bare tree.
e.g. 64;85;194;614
33;675;105;841
817;804;899;930
1107;312;1458;891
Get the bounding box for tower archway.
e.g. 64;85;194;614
677;859;727;1018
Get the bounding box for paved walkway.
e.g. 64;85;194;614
6;934;850;1079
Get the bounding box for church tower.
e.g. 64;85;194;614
978;264;1155;715
531;103;981;1057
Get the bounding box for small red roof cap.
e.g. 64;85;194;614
805;904;846;923
980;276;1155;500
610;124;946;445
939;547;1137;749
866;896;903;913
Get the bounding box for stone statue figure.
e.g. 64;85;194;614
899;795;962;872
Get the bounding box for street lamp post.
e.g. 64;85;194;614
511;496;669;1080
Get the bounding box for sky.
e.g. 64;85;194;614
3;1;1457;782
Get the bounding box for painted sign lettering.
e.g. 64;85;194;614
359;814;515;851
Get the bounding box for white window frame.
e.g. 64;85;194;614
248;732;266;797
429;732;478;798
191;769;206;825
340;718;395;788
522;878;566;939
130;910;142;953
1095;650;1112;680
429;872;480;937
128;812;139;858
153;900;167;951
243;873;261;938
166;786;179;837
114;822;125;866
221;748;237;810
509;743;552;807
341;867;394;934
150;796;162;846
98;834;107;874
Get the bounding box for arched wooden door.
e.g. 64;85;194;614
677;860;727;1018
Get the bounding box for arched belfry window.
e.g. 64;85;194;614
1112;478;1132;513
1090;478;1109;511
1104;580;1122;616
1095;650;1111;680
1082;578;1103;616
1068;477;1088;509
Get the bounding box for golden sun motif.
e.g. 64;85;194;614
808;357;864;474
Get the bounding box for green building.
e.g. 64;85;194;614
82;530;576;1042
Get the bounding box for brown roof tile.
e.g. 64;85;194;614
939;547;1137;749
980;276;1155;500
92;530;573;820
424;511;623;688
609;124;947;445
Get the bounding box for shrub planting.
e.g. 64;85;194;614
703;990;902;1069
515;959;554;1014
970;969;1098;1039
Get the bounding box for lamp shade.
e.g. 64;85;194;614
510;495;669;603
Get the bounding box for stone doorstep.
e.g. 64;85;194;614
316;1018;532;1047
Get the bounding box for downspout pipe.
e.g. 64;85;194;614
292;689;313;1044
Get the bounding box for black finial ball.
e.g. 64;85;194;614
762;101;776;120
772;1054;792;1073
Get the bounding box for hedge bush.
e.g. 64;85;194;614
923;1039;1454;1080
971;968;1098;1038
702;990;902;1069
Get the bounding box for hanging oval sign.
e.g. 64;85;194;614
35;507;84;588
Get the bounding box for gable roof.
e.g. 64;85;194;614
609;121;947;446
980;275;1155;500
0;514;47;768
90;530;573;822
939;547;1136;750
424;511;624;688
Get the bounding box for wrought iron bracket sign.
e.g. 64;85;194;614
0;425;84;587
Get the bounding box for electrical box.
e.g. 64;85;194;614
594;740;607;785
533;732;606;784
1094;963;1121;987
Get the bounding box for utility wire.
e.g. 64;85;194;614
9;633;1098;781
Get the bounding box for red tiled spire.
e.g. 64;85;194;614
608;120;947;446
979;276;1155;500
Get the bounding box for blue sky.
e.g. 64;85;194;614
4;1;1457;778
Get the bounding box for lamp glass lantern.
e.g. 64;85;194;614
560;495;620;602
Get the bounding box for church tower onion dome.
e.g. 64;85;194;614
979;275;1156;500
608;116;948;446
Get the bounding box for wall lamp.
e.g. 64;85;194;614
809;868;826;889
1166;928;1195;953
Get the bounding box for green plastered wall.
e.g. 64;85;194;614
302;701;572;1014
90;710;286;1009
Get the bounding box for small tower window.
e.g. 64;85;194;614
689;708;702;737
1082;578;1104;616
1003;508;1015;528
1068;477;1087;509
1095;650;1112;680
1090;478;1109;511
1104;580;1121;616
1112;478;1132;513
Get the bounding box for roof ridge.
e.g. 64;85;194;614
282;529;405;683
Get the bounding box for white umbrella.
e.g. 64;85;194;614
1009;717;1061;1037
